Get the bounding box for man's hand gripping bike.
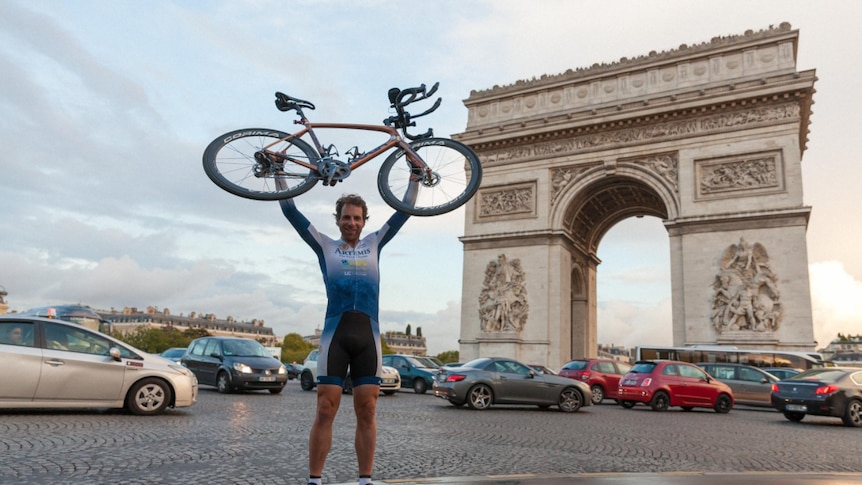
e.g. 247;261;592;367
202;83;482;216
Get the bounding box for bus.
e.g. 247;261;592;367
635;345;829;370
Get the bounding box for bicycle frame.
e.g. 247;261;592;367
265;116;426;177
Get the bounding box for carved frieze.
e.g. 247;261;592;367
710;238;782;334
479;254;529;334
627;153;679;192
695;150;783;199
550;165;596;202
481;104;800;166
477;182;536;220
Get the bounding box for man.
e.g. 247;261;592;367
279;179;417;485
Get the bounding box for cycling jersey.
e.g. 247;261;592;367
280;191;414;387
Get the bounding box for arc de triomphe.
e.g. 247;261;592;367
453;23;817;368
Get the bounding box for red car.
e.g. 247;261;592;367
558;358;632;405
617;360;734;413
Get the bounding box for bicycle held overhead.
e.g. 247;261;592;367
202;82;482;216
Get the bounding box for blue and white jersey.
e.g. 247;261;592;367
279;198;409;323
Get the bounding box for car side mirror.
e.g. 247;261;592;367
210;352;222;360
528;370;536;378
109;347;122;361
761;378;769;384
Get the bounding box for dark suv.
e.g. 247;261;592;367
558;358;632;404
182;336;287;394
382;354;437;394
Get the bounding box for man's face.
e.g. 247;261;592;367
337;203;365;245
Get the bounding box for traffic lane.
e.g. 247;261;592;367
1;382;861;485
358;472;862;485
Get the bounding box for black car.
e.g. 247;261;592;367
771;367;862;427
182;336;287;394
283;362;302;380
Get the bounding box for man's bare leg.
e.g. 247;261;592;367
309;384;343;477
353;384;380;476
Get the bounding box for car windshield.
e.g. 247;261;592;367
791;368;847;382
161;348;185;358
405;356;434;368
629;362;657;374
561;360;588;370
222;340;269;357
461;358;491;369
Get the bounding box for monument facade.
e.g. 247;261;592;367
453;23;817;368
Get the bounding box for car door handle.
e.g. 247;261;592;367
45;359;65;366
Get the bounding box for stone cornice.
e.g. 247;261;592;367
664;207;811;236
465;22;796;100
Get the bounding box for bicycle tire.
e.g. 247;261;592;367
203;128;319;201
377;138;482;216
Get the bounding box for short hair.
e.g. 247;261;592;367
334;194;369;221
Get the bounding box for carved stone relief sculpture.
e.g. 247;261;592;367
479;254;529;333
710;238;782;334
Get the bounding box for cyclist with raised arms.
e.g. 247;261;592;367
278;177;418;485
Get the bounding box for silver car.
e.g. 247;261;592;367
0;315;197;415
433;357;592;412
697;362;778;407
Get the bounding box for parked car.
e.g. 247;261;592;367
763;367;801;380
182;336;287;394
382;354;438;394
282;362;302;380
300;349;319;391
558;358;632;405
617;360;734;413
771;367;862;427
528;364;557;375
343;365;402;395
159;347;188;364
697;363;779;407
0;315;197;415
433;357;592;412
301;349;401;394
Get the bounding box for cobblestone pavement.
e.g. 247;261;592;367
2;381;862;485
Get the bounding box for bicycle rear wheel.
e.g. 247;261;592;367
203;128;319;201
377;138;482;216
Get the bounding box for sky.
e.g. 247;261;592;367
1;0;861;356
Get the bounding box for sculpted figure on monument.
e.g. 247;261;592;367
710;238;782;333
479;254;529;333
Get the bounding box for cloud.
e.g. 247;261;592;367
809;261;862;348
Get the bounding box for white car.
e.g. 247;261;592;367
0;315;198;415
300;349;401;395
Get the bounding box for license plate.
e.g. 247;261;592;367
259;376;276;382
383;378;395;384
623;379;638;385
785;404;807;412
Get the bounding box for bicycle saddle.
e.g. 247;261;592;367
274;92;315;111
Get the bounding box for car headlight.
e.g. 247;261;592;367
278;365;287;375
233;362;253;374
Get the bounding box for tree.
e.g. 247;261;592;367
281;333;315;363
113;325;209;353
436;350;459;364
416;326;422;337
381;336;393;355
405;324;411;336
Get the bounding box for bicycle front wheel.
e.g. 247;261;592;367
378;138;482;216
203;128;319;201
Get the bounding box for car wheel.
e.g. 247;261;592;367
413;378;428;394
783;411;805;422
216;372;233;394
558;387;584;413
343;378;353;395
650;391;670;412
126;377;172;415
300;371;315;391
590;385;604;405
467;384;493;410
841;399;862;427
620;400;636;409
714;394;732;414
